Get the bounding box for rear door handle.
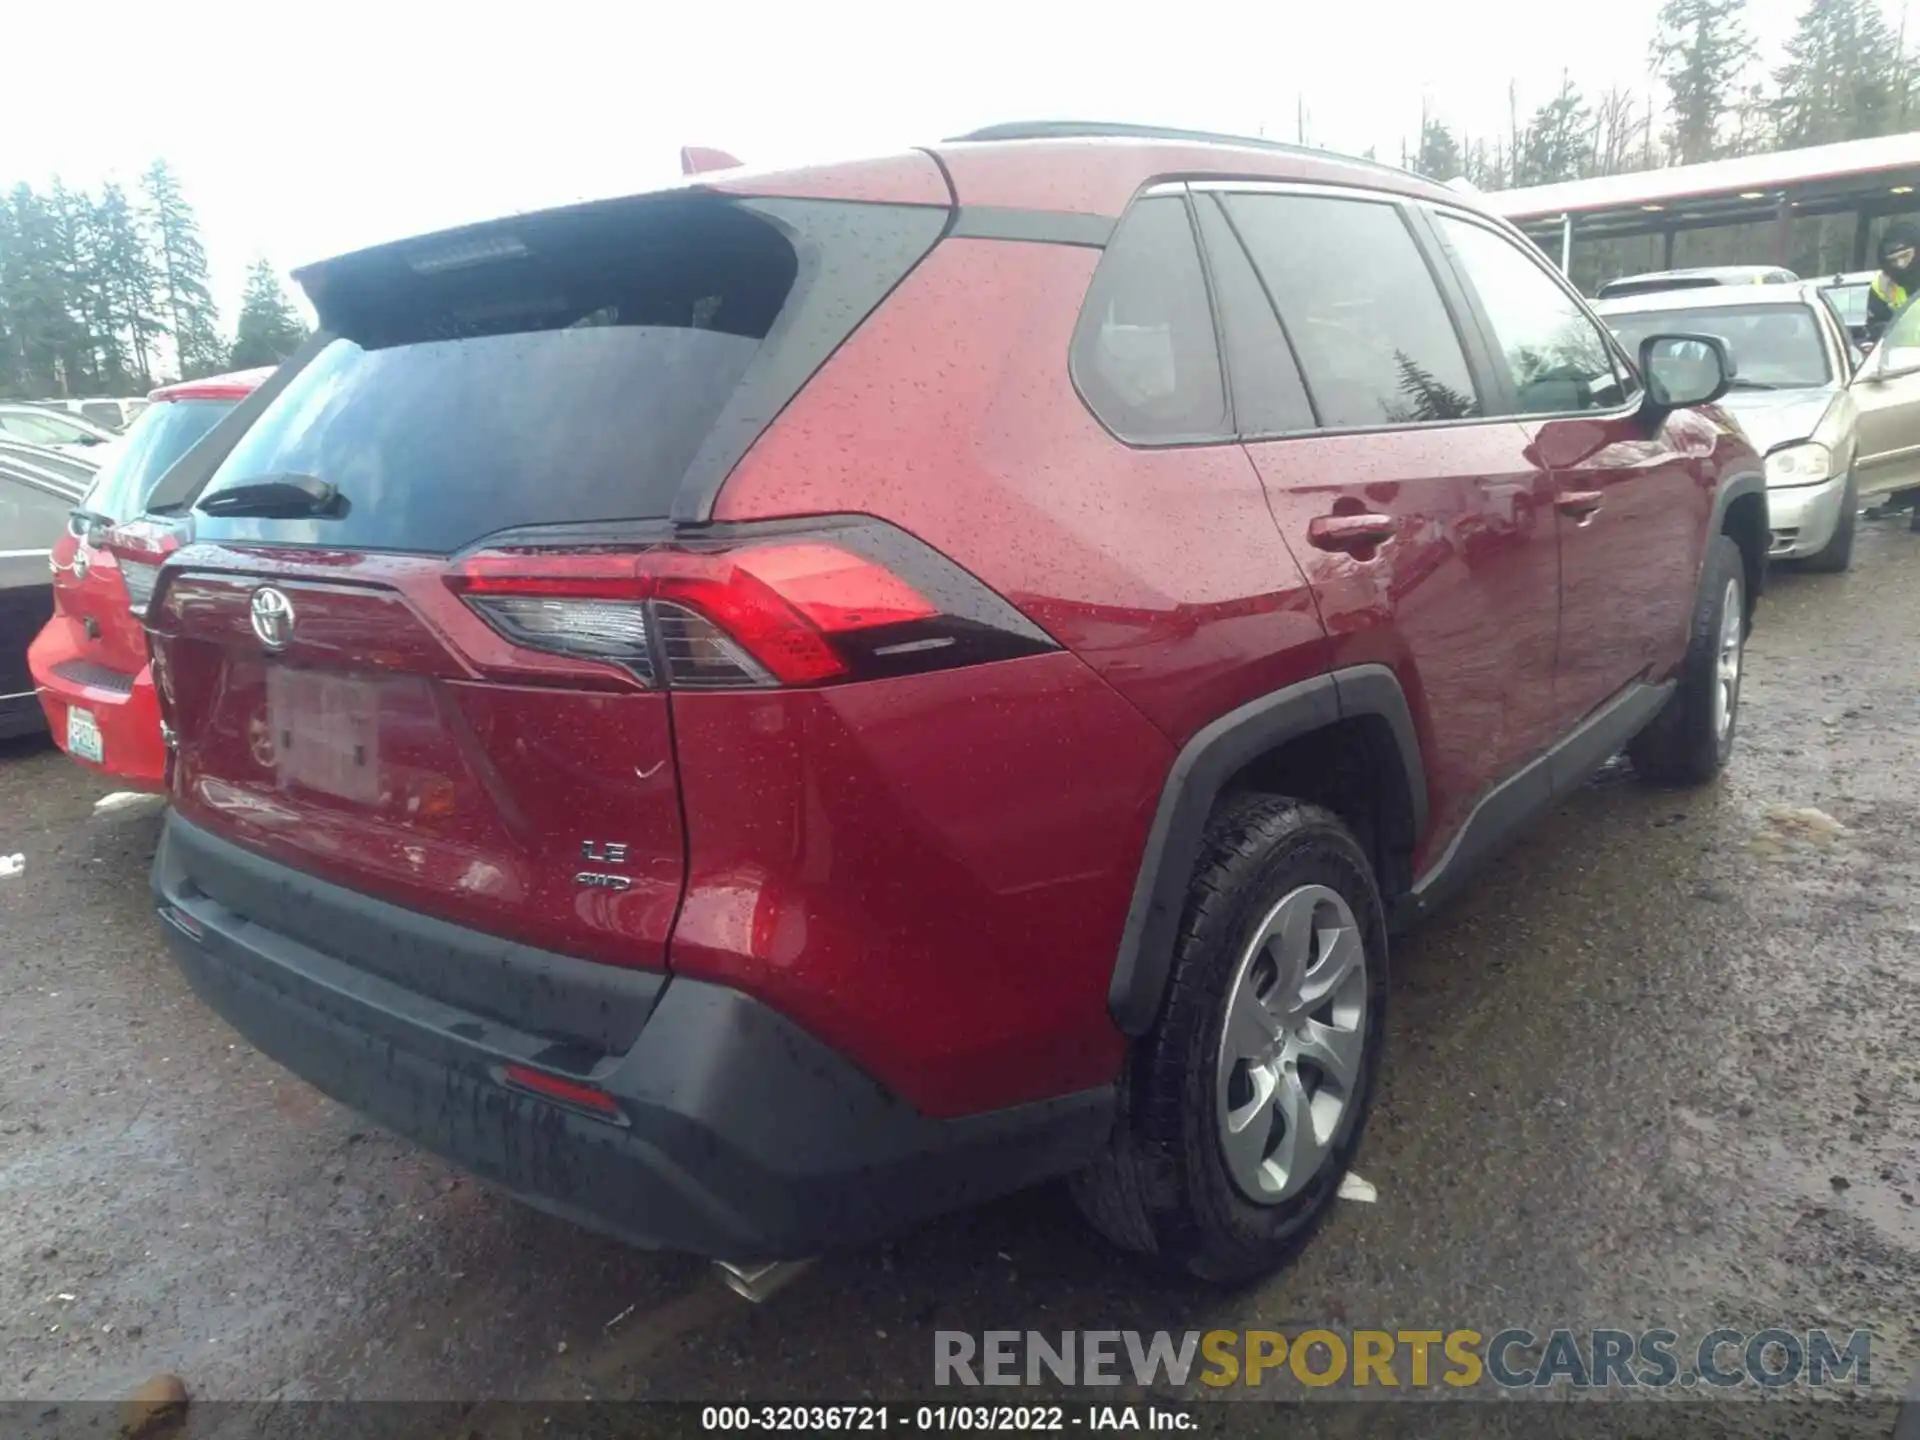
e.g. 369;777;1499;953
1307;513;1396;554
1555;490;1605;523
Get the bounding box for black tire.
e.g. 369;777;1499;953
1070;795;1387;1284
1627;534;1746;786
1798;476;1856;572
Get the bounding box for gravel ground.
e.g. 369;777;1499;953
1;519;1915;1434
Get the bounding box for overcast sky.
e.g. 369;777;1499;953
0;0;1863;326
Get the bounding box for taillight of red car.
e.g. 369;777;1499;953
445;517;1058;690
104;518;185;619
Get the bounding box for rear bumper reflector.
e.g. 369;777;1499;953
494;1063;629;1126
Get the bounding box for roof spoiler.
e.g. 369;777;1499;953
681;146;743;176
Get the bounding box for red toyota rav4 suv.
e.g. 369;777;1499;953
144;124;1764;1283
32;369;269;788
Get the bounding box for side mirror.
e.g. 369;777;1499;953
1639;332;1732;411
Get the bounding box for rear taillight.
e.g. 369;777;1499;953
105;519;184;619
447;517;1056;689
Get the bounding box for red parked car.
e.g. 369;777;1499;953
30;369;269;788
143;123;1765;1283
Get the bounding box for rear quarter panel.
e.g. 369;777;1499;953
706;236;1330;1114
714;237;1330;743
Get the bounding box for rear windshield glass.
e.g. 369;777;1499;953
1604;304;1831;389
192;197;807;554
81;398;236;522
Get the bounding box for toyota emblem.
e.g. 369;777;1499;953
249;586;296;650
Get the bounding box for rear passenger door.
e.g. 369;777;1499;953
1426;211;1709;725
1198;184;1565;871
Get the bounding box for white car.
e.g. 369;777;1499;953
0;404;119;459
1598;282;1865;570
29;396;148;432
1595;265;1800;300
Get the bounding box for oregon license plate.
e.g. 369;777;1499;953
66;706;104;764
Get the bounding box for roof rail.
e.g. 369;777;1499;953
942;121;1423;181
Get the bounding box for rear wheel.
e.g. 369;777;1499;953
1798;475;1856;572
1071;795;1387;1283
1628;534;1746;786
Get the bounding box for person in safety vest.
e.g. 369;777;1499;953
1864;222;1920;346
1863;223;1920;524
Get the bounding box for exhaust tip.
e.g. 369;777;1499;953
714;1258;815;1304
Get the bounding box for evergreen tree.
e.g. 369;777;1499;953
1414;118;1465;181
1462;137;1507;190
1514;75;1595;185
230;258;308;368
1722;79;1777;153
1774;0;1906;147
62;188;126;391
89;183;165;388
142;159;223;379
1387;352;1478;423
46;180;106;393
0;183;90;396
1653;0;1757;162
0;194;17;395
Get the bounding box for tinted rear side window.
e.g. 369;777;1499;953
81;398;236;523
1224;193;1480;429
1192;195;1316;435
192;195;946;552
1071;196;1227;444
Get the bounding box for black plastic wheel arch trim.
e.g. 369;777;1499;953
1706;465;1769;609
1107;664;1427;1036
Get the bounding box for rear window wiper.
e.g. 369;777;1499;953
196;473;346;519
